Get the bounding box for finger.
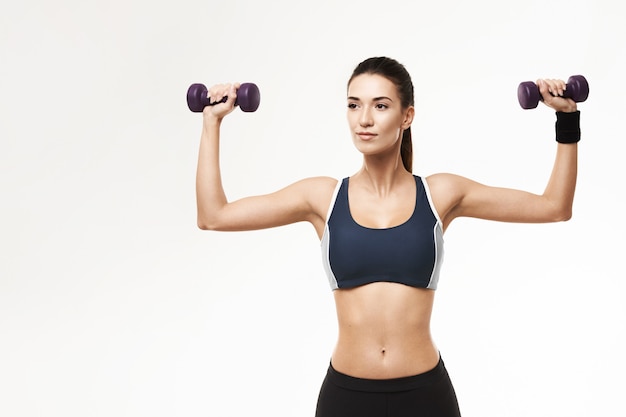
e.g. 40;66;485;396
537;79;561;100
226;83;238;106
207;85;219;103
208;84;230;105
547;79;564;97
548;79;566;97
557;79;567;96
537;79;552;100
546;79;558;96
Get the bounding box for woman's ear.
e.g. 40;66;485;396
402;106;415;130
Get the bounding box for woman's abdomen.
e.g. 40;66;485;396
331;282;440;379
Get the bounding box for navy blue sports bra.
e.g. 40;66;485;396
321;175;444;291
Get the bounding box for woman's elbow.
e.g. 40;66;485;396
197;214;219;231
197;220;210;230
558;208;573;222
550;205;573;222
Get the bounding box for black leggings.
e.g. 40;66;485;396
315;357;461;417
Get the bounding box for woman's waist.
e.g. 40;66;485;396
326;354;448;391
331;332;439;379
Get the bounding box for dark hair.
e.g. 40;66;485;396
348;57;415;172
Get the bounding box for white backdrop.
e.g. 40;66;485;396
1;0;624;416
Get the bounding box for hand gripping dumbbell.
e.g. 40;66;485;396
186;82;260;112
517;75;589;109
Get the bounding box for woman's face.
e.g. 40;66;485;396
347;73;413;157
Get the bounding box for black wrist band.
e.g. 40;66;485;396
555;111;581;144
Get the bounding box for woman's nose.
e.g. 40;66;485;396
359;108;373;126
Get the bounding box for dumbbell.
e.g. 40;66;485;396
186;82;260;112
517;75;589;109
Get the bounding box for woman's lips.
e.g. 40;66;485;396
357;132;376;140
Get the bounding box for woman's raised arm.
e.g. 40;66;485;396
195;83;336;235
428;78;580;230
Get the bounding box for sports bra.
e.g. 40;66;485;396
321;175;444;291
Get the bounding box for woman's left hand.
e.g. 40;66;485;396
537;78;578;113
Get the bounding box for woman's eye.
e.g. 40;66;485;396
375;103;388;110
347;103;358;109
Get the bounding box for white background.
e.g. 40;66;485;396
1;0;624;416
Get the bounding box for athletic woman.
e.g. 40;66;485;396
195;57;580;417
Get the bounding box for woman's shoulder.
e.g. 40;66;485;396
424;172;467;190
293;176;339;192
424;172;475;204
290;176;340;232
424;172;483;228
299;176;340;202
303;175;340;186
282;176;339;204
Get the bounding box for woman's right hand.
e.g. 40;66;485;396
202;82;240;122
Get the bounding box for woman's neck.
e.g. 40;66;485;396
354;154;411;197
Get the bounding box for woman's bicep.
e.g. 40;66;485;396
455;182;557;223
207;189;309;231
428;173;564;227
198;177;336;232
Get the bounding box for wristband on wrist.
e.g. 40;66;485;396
555;111;581;144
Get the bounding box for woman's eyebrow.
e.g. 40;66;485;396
347;96;393;101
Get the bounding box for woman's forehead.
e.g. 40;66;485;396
348;74;398;99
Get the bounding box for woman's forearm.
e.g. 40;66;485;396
542;141;578;221
196;116;228;229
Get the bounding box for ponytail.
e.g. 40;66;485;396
401;127;413;172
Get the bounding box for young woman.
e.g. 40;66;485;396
195;57;580;417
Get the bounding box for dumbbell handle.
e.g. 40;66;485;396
187;83;260;113
517;75;589;109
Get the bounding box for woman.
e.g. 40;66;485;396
195;57;580;417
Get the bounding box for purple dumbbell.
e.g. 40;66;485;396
186;82;260;113
517;75;589;109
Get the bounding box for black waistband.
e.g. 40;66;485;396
325;357;449;393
